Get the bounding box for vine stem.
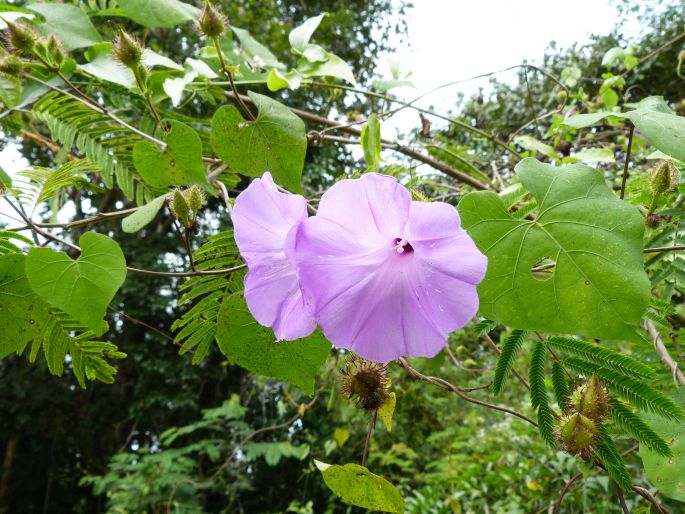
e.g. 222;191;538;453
361;410;377;467
213;36;255;121
553;472;583;514
619;125;635;200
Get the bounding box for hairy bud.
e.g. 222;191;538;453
558;412;597;455
198;3;228;38
46;34;65;67
648;160;680;196
4;21;38;54
0;54;24;77
570;372;610;422
186;185;206;212
112;31;143;68
169;188;190;226
339;356;389;410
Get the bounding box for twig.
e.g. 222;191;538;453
553;472;583;514
632;486;670;514
620;125;634;200
398;357;537;426
621;31;685;78
361;410;377;467
644;320;685;385
616;485;630;514
213;36;255;121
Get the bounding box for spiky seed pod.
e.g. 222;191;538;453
339;356;389;411
3;21;38;54
112;31;143;68
570;372;610;422
186;185;206;212
0;54;24;77
46;34;65;67
169;188;191;226
558;412;598;456
648;160;680;195
198;3;228;38
409;188;429;202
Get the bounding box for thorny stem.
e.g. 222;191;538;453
213;36;255;121
619;125;635;200
361;410;377;467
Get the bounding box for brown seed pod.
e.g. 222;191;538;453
339;356;389;411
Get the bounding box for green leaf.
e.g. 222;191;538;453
210;91;307;192
562;112;628;130
628;108;685;162
551;361;571;411
361;113;382;170
597;426;633;491
25;232;127;335
378;392;396;433
530;340;556;447
0;165;11;188
333;428;350;447
289;14;325;53
266;69;302;92
602;47;627;68
561;66;581;87
640;388;685;501
116;0;199;28
572;147;615;163
27;3;102;51
0;254;51;358
297;50;357;86
133;120;206;188
513;135;559;160
121;195;167;233
492;329;526;395
611;401;672;458
231;27;285;70
458;158;651;342
215;293;330;395
314;461;404;513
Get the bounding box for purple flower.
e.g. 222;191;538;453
232;172;316;340
292;173;487;363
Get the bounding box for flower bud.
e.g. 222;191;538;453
0;54;24;77
558;412;597;455
339;356;389;410
198;3;228;38
169;188;190;226
570;372;610;422
648;160;680;195
46;34;65;67
112;31;143;68
186;185;206;212
3;21;38;54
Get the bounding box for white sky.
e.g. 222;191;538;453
0;0;632;219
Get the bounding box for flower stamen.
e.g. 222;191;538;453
394;238;413;254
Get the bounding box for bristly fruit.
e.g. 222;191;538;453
558;412;598;456
339;356;389;410
0;54;24;77
198;3;228;38
169;188;191;226
3;21;38;54
46;34;65;67
186;185;206;212
112;31;143;68
648;160;680;196
570;372;610;422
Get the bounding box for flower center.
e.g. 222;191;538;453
393;238;414;254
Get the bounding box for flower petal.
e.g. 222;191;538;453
316;172;410;241
232;172;315;340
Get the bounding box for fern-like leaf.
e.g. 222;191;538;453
19;158;100;205
0;230;33;255
564;358;685;421
551;361;571;412
610;400;672;458
24;310;125;388
529;340;556;446
472;318;496;335
492;329;527;395
547;336;653;377
596;426;633;491
172;231;243;364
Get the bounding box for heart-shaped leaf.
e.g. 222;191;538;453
458;158;650;341
133;120;207;188
0;254;51;358
210;91;306;192
215;293;330;395
26;232;127;335
314;461;404;513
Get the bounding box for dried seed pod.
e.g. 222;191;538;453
339;356;389;411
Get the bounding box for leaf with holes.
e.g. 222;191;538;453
640;388;685;501
458;158;650;341
25;232;127;335
0;254;51;358
133;120;207;188
215;293;330;394
210;91;306;192
315;461;404;513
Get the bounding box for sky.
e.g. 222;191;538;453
0;0;634;221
